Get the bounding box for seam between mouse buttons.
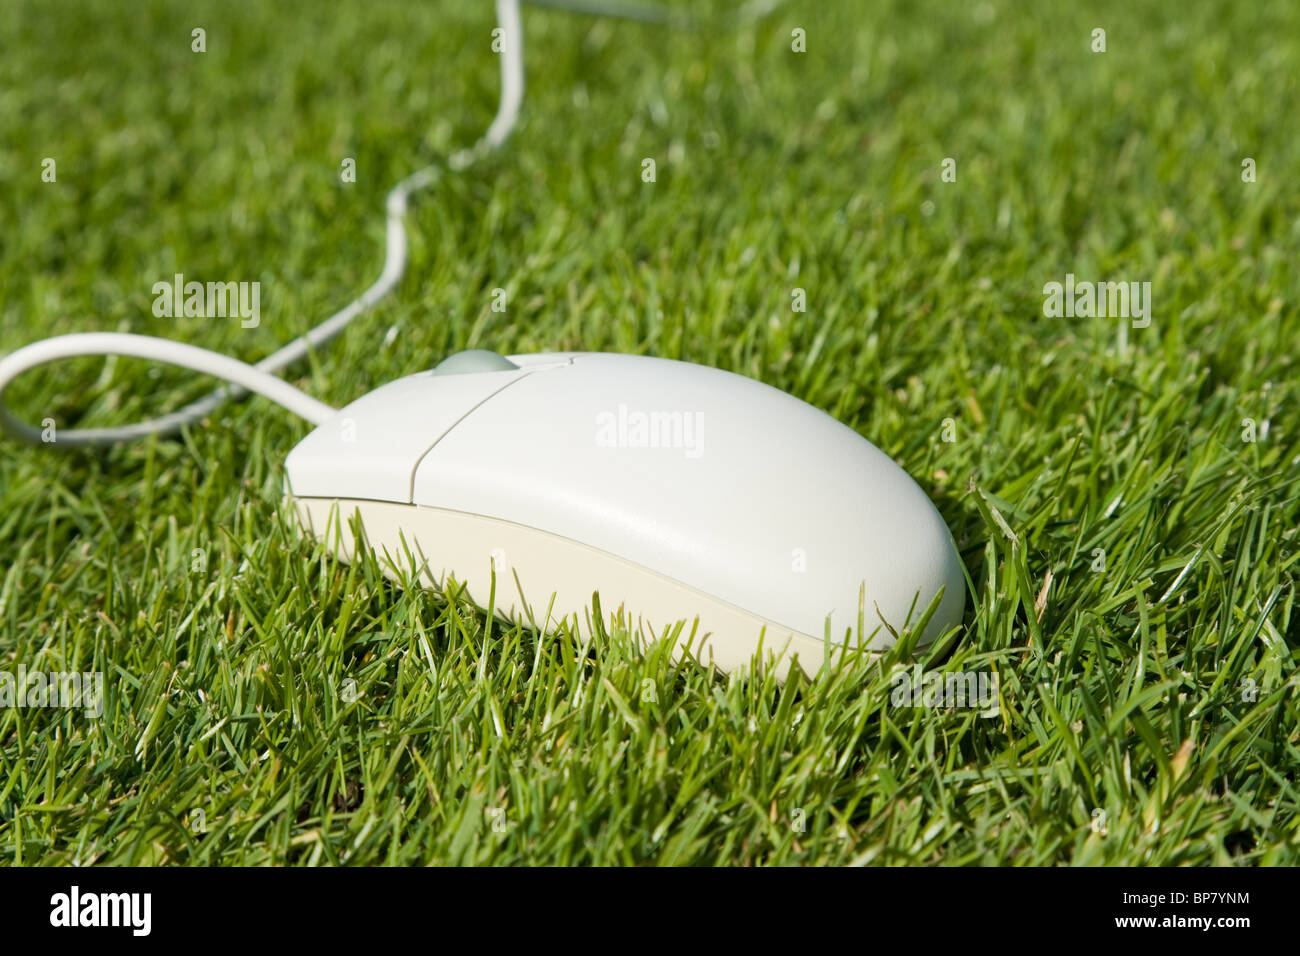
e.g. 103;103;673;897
403;370;538;503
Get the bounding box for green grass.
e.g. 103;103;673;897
2;0;1299;865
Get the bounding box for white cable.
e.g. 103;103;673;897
0;334;338;444
0;0;525;447
0;0;779;448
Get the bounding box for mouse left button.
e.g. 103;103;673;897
284;368;529;503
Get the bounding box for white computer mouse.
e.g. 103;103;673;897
284;350;965;676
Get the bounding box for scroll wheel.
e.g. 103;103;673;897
431;350;521;375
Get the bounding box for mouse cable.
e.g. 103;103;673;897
0;0;526;446
0;0;781;447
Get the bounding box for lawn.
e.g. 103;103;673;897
0;0;1298;865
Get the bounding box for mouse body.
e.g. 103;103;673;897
284;351;965;676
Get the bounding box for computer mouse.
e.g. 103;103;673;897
284;350;965;676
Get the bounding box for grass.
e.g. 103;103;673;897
1;0;1298;865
